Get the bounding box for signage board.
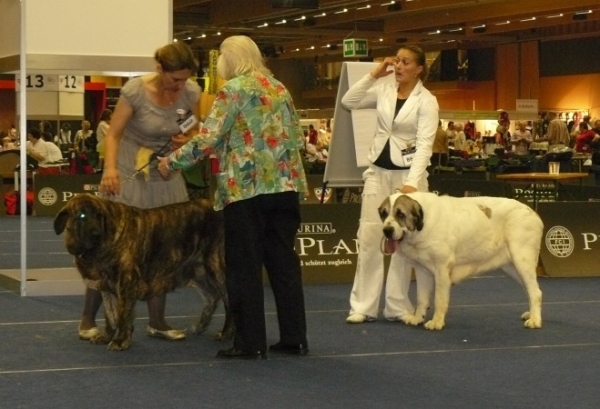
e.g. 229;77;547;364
297;203;360;283
15;74;84;93
343;39;368;58
33;174;102;216
537;202;600;277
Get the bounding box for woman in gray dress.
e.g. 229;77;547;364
78;42;201;341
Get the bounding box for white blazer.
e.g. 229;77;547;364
341;73;439;188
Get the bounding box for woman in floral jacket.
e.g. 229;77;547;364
159;35;308;360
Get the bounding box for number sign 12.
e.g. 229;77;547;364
15;74;84;93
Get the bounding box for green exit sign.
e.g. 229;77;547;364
343;39;369;58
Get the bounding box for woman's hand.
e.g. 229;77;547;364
100;167;121;196
171;133;192;150
157;157;173;181
370;57;395;79
397;185;417;194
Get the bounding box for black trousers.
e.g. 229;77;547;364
223;191;307;351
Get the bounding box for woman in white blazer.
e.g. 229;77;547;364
341;45;439;324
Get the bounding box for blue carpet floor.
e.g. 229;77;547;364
1;275;599;409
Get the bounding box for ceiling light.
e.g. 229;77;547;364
357;4;371;10
257;22;268;28
448;27;463;32
293;15;306;21
275;19;287;25
305;46;315;50
520;17;536;22
575;10;593;15
472;24;486;33
334;8;348;14
195;34;206;38
427;30;441;35
546;13;563;18
495;21;510;26
320;44;331;48
381;1;395;6
314;12;326;18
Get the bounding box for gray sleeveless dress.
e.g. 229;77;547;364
103;76;200;209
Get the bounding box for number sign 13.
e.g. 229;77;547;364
15;74;84;93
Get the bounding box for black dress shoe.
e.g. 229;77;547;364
216;347;267;360
269;342;309;355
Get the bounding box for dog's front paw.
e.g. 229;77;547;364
401;314;425;326
424;318;445;330
89;331;111;345
520;311;542;329
107;338;131;351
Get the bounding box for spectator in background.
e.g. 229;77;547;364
453;122;466;152
39;120;54;138
26;128;63;164
41;131;64;161
570;115;592;139
591;118;600;137
574;122;600;153
308;124;318;145
74;120;93;152
445;121;456;147
96;109;112;168
538;111;570;150
510;120;532;156
431;120;448;166
55;123;72;146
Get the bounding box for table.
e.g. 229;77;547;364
496;172;589;210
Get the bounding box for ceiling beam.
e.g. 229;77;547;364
384;0;599;33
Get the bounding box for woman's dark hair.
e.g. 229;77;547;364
41;131;53;142
28;128;41;139
154;42;199;73
61;123;71;130
400;44;429;83
99;108;112;121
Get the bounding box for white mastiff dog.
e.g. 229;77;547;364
379;192;543;330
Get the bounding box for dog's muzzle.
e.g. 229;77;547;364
380;236;401;255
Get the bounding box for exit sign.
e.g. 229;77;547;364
343;39;369;58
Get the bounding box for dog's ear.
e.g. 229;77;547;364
378;198;390;222
413;201;424;231
397;195;424;232
54;208;69;235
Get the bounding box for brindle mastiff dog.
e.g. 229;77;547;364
54;194;233;351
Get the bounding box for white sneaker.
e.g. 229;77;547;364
346;313;375;324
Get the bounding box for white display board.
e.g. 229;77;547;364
24;0;170;57
323;62;395;187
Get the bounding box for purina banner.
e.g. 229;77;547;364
297;204;360;283
537;202;600;277
33;174;102;217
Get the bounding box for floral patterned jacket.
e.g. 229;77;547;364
168;73;307;210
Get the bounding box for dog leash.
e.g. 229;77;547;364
126;139;172;180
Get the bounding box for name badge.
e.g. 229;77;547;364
400;146;416;167
177;110;198;134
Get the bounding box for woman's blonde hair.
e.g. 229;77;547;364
217;35;272;80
